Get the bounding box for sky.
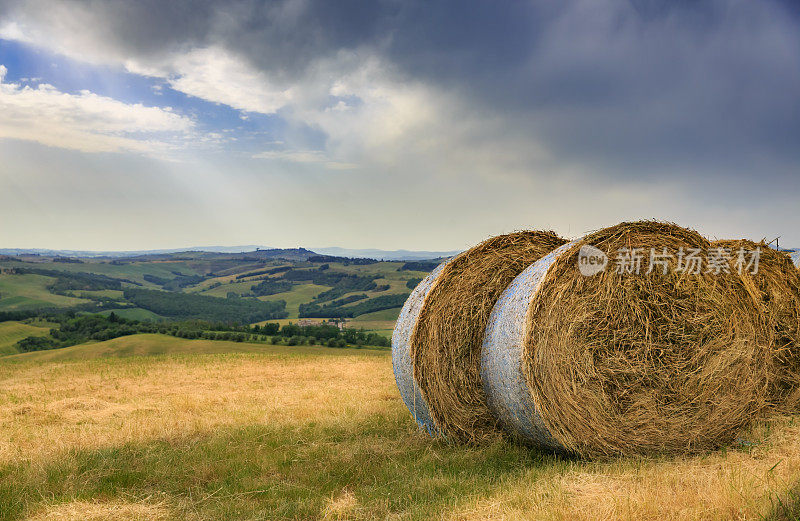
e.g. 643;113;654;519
0;0;798;251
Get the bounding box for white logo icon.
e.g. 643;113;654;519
578;245;608;276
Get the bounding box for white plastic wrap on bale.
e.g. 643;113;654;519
392;259;451;434
480;240;580;452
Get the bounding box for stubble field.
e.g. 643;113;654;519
2;334;800;520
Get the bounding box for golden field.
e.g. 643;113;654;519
1;334;800;520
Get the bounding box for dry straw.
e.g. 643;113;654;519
482;221;773;458
410;230;567;442
712;239;800;411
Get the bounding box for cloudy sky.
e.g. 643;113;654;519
0;0;798;251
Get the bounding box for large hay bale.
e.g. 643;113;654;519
481;221;772;457
410;231;567;442
712;239;800;411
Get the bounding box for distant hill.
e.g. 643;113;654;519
0;246;271;258
2;333;382;362
310;247;461;261
0;246;459;261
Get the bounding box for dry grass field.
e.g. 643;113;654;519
2;334;800;520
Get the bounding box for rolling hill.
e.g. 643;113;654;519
2;333;385;362
0;248;434;328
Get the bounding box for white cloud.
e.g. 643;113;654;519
253;149;357;170
0;13;455;167
126;47;294;115
0;65;193;154
0;21;32;43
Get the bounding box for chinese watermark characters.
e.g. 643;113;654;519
577;246;760;276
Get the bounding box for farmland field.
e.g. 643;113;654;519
0;250;428;329
258;283;333;319
0;321;50;355
1;334;800;520
0;274;90;310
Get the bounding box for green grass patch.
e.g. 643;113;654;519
0;407;558;521
0;321;51;356
0;260;202;287
0;274;89;310
76;289;125;299
350;307;401;323
258;284;332;319
97;307;164;321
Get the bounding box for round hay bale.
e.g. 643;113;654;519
392;259;453;434
712;239;800;411
481;221;772;457
411;231;567;442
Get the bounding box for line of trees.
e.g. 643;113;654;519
299;293;408;318
15;267;135;293
15;313;390;353
123;288;287;322
306;255;378;265
398;260;441;272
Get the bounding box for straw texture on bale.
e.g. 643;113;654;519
712;239;800;411
411;231;567;442
482;221;772;458
392;259;452;434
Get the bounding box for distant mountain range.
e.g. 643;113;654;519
0;246;269;258
310;246;462;261
0;245;462;261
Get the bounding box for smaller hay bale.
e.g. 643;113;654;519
392;259;452;434
481;221;772;458
712;239;800;411
412;230;567;442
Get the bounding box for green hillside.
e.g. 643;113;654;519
0;321;51;355
0;274;90;310
3;333;385;362
0;250;437;348
258;283;332;318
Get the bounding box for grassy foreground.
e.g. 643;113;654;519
2;335;800;520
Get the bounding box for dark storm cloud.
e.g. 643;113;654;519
3;0;799;181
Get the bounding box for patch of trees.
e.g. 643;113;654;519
281;269;379;302
306;255;378;265
250;279;293;296
406;277;423;289
296;294;368;317
398;260;440;272
16;312;144;352
258;321;388;347
143;273;205;291
0;309;49;322
234;265;292;279
15;312;391;353
198;321;389;347
143;274;170;286
123;288;287;323
15;268;138;293
53;257;83;263
331;294;368;306
16;336;59;352
299;293;408;318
